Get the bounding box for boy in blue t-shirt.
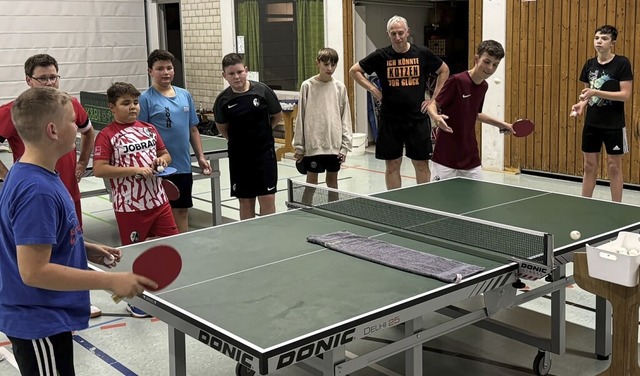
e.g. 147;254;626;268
0;87;155;375
138;49;211;232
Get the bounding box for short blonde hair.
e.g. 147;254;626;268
11;87;71;143
386;15;408;33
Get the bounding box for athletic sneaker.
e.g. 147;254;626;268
0;352;4;361
127;304;150;318
90;304;102;318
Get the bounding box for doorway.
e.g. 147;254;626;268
157;2;185;88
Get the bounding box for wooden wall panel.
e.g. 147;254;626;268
505;0;640;185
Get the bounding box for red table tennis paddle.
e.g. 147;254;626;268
111;245;182;303
161;179;180;201
135;169;180;201
500;119;534;137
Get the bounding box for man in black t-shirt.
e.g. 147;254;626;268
213;53;283;219
571;25;633;202
349;15;449;189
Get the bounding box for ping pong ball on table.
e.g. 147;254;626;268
157;165;165;173
570;230;581;240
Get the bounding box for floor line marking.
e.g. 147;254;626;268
101;322;127;330
74;334;138;375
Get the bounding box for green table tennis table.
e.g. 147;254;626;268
80;134;228;225
96;178;640;375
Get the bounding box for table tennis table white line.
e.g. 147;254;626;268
393;191;553;236
454;192;553;217
160;187;553;296
159;231;395;295
157;249;324;294
159;184;554;297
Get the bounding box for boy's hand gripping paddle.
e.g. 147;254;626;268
500;119;534;137
111;245;182;303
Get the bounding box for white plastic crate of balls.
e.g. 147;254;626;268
586;231;640;287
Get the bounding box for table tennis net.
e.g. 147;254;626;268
288;181;551;262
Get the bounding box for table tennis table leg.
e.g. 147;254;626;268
209;159;222;226
595;296;612;359
404;318;422;376
549;265;566;355
168;326;187;376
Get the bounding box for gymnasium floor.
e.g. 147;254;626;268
0;143;636;375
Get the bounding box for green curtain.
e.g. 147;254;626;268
236;0;261;74
296;0;324;89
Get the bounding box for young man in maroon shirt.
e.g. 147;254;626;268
427;40;514;180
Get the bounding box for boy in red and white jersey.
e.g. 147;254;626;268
93;82;179;318
93;82;179;246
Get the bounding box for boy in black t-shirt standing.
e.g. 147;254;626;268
349;15;449;189
213;53;283;219
571;25;633;202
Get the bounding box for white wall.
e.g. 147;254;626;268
0;0;149;102
480;0;507;171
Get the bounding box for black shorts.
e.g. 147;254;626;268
229;147;278;198
164;173;193;208
375;117;432;160
581;126;628;155
9;331;76;376
303;154;342;173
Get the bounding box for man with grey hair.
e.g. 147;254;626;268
350;15;449;189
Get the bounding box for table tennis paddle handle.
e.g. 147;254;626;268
111;293;124;304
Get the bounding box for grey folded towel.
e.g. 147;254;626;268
307;231;485;283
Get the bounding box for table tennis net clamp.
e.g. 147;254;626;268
286;179;555;281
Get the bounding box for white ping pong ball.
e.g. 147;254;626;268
103;254;115;265
570;230;581;240
157;165;165;173
494;77;502;84
570;110;578;117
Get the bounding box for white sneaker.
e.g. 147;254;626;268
90;304;102;318
0;353;4;361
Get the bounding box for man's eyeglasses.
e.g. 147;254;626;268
30;75;60;84
165;107;172;128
